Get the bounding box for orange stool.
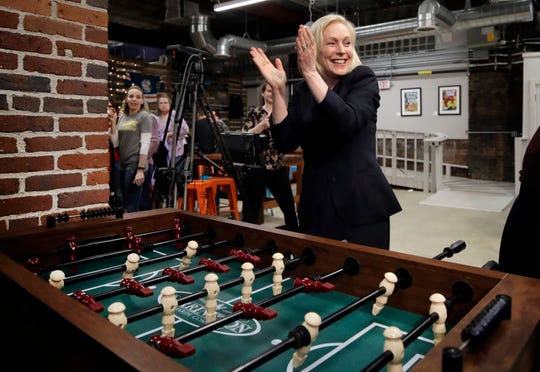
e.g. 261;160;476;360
179;179;217;216
209;177;240;220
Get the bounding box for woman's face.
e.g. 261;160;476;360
158;97;170;114
317;21;353;80
262;85;273;105
126;88;143;114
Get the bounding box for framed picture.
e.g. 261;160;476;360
438;85;461;115
400;88;422;116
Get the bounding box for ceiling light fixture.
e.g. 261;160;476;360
214;0;268;13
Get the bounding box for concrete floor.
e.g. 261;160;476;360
238;185;513;270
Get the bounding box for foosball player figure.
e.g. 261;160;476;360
161;286;178;337
49;270;66;289
122;253;140;279
383;326;405;372
241;262;255;304
108;302;128;329
204;272;220;323
429;293;448;344
292;312;322;368
372;272;398;315
271;252;285;295
180;240;198;270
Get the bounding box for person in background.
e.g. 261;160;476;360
498;125;540;279
194;110;217;154
107;100;122;208
241;82;299;231
212;109;229;133
249;14;401;249
139;112;160;211
110;85;153;213
151;93;190;207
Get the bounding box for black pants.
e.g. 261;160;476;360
498;183;540;279
241;166;299;231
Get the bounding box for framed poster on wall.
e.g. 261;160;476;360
400;88;422;116
438;85;461;115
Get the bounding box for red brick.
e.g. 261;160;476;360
87;169;110;186
0;156;54;173
0;73;51;93
0;115;54;132
58;189;109;208
43;97;83;114
12;95;41;112
86;26;108;45
0;195;52;217
57;41;108;61
0;10;19;29
0;178;19;195
59;117;108;132
57;79;108;96
86;134;110;150
0;51;18;69
58;153;109;170
57;2;107;27
26;173;83;191
24;14;83;39
25;136;82;152
24;55;82;76
0;30;52;54
9;217;41;232
0;0;52;16
0;137;17;153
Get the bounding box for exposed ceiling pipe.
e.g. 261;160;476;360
215;34;268;59
416;0;457;31
190;0;534;59
190;15;218;55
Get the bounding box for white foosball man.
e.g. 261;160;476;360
292;312;322;368
204;273;220;323
383;326;404;372
240;262;255;304
49;270;66;289
160;286;178;337
429;293;447;344
179;240;198;270
271;252;285;295
122;253;140;279
372;272;398;315
107;302;128;329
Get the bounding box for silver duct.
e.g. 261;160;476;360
190;0;533;59
215;34;267;59
416;0;457;31
190;15;218;55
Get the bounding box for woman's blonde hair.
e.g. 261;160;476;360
122;84;149;114
310;14;361;76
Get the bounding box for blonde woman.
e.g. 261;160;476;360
110;85;153;212
250;14;401;249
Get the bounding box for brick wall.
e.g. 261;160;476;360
0;0;110;232
468;68;522;181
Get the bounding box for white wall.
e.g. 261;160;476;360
377;72;469;139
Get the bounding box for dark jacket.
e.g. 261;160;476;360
194;117;217;154
271;65;401;238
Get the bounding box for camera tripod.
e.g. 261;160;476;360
154;49;245;211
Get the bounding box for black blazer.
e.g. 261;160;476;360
271;65;402;238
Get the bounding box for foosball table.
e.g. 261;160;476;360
0;208;538;371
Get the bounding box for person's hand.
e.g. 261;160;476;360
133;169;145;186
107;107;117;123
249;47;287;91
256;117;270;132
296;24;317;76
